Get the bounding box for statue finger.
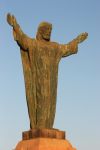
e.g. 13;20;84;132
7;13;13;26
84;32;88;38
12;15;17;26
7;13;11;23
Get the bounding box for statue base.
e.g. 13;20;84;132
15;129;76;150
22;128;65;140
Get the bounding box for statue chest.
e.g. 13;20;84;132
33;41;58;64
29;41;60;70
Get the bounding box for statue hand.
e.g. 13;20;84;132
7;13;17;28
76;32;88;44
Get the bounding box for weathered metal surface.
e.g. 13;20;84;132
7;13;88;129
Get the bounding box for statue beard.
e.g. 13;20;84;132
36;32;51;41
36;27;51;41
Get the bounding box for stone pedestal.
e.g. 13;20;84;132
15;138;76;150
15;129;76;150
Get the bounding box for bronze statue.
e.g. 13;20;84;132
7;13;88;129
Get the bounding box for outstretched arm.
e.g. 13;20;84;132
59;32;88;57
7;13;33;50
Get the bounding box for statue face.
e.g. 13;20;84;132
42;25;52;41
36;22;52;41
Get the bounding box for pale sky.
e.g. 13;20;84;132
0;0;100;149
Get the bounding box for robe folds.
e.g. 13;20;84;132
20;39;63;128
15;30;77;128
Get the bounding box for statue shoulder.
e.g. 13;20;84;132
50;41;59;48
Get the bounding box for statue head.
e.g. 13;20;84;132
36;22;52;41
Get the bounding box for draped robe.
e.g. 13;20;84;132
14;31;77;129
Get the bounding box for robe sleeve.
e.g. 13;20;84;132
58;39;78;58
13;24;33;50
